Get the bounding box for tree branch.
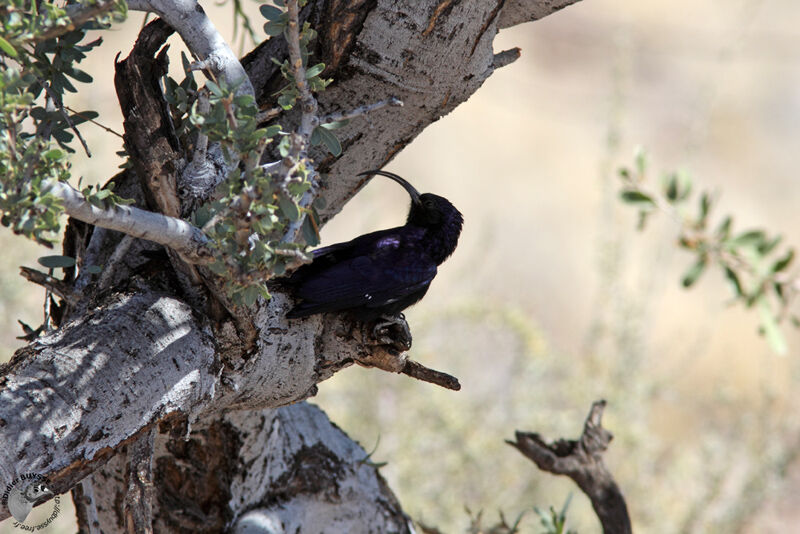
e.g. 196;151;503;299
0;287;417;521
496;0;582;29
286;0;319;143
123;427;155;534
32;0;122;42
319;97;404;125
46;180;213;264
507;400;632;534
229;403;413;533
126;0;252;95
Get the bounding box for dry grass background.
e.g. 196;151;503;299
3;0;800;532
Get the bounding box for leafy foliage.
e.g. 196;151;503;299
0;1;127;245
533;494;577;534
619;149;797;353
0;0;333;305
158;1;334;304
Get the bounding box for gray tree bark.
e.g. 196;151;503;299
0;1;581;531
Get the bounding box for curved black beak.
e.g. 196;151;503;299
358;170;421;205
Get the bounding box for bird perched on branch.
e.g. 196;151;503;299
283;170;463;335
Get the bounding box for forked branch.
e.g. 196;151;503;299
507;400;632;534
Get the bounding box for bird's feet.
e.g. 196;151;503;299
371;313;412;352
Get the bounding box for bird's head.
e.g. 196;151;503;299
357;170;463;229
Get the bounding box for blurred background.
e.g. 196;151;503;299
3;0;800;532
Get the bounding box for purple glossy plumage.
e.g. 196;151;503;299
283;171;463;321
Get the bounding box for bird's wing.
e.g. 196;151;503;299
288;239;437;317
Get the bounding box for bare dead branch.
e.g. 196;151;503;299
64;105;124;139
320;97;404;126
493;48;521;70
507;400;632;534
97;234;135;290
124;427;156;534
19;266;80;306
401;359;461;391
497;0;582;29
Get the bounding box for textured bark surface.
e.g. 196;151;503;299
509;401;632;534
74;404;412;533
0;0;582;530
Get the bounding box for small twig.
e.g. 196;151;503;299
193;90;210;165
20;266;80;306
188;58;213;72
124;427;156;534
319;97;404;125
64;105;124;139
32;0;120;42
42;268;53;332
492;47;521;69
401;359;461;391
37;77;92;157
507;400;632;534
256;106;282;123
286;0;319;142
98;234;136;290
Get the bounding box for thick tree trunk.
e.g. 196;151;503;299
0;0;581;531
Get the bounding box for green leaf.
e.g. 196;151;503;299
730;230;765;249
302;211;320;246
634;146;647;176
278;194;300;221
0;36;18;58
757;235;781;256
716;216;732;239
723;266;743;298
311;126;342;156
38;255;76;269
263;123;281;135
84;265;103;274
44;149;64;161
312;195;327;210
758;299;788;355
305;63;325;79
181;50;192;74
206;80;223;97
682;257;707;288
68;68;92;84
699;192;711;222
260;4;284;20
264;19;286;36
664;174;679;202
320;119;349;130
241;285;264;307
620;190;655;207
772;249;794;273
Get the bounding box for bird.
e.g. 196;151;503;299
7;481;53;522
283;170;463;330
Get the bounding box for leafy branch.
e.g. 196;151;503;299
619;149;798;353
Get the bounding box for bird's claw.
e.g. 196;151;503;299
371;314;412;352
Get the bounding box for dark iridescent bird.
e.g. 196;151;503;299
284;170;463;326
